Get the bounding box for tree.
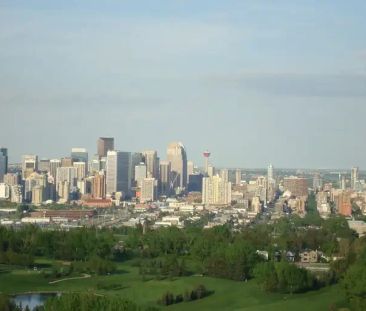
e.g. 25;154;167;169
254;262;278;292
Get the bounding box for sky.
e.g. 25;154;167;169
1;0;366;169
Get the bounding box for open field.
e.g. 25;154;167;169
0;260;347;310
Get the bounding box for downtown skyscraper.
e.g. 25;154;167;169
166;142;187;191
97;137;114;158
106;150;131;197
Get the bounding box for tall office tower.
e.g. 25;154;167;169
267;163;274;181
140;178;157;203
100;157;107;170
24;172;47;202
142;150;159;178
38;159;50;173
61;157;73;167
71;148;88;163
0;148;8;182
207;165;215;178
73;162;86;180
97;137;114;158
203;151;211;175
0;148;8;174
106;151;131;197
351;167;359;190
187;161;194;177
56;167;78;189
313;173;322;191
131;152;144;185
336;191;352;216
4;173;20;186
283;176;308;197
49;159;61;180
134;163;147;188
22;155;38;179
188;173;203;192
0;152;6;182
159;160;171;196
92;172;106;199
167;142;187;191
202;175;232;206
235;169;241;185
220;169;229;183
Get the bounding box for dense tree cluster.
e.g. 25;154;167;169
0;226;116;264
158;284;209;306
341;241;366;311
138;255;187;279
37;292;158;311
254;261;314;293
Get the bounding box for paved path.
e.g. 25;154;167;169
49;274;91;284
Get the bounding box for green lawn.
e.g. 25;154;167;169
0;261;346;310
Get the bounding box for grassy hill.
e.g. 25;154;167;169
0;261;346;310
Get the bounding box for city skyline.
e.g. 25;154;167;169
1;1;366;168
1;140;366;171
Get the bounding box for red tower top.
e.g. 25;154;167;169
203;151;211;158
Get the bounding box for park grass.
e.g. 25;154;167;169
0;261;346;310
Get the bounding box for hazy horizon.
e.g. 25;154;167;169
1;1;366;168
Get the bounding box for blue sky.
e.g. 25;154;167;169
1;1;366;168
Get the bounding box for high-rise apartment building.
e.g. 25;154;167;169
22;155;38;179
313;173;322;191
202;175;232;206
38;159;50;173
57;181;70;203
336;191;352;216
235;169;241;185
97;137;114;158
283;177;308;197
140;178;157;203
56;167;78;189
49;159;61;180
73;162;86;180
0;183;10;199
4;173;20;186
106;150;131;197
10;185;23;203
267;163;274;182
32;185;45;205
207;165;215;178
61;157;73;167
220;169;229;183
351;167;359;190
142;150;159;179
159;160;171;196
24;172;47;202
92;172;106;199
